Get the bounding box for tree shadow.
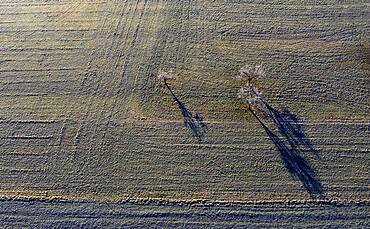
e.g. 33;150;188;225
164;80;207;142
249;105;323;197
267;105;320;159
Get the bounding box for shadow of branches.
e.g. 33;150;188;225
267;105;321;159
164;80;207;142
249;105;323;197
236;64;322;197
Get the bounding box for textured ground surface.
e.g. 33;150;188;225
0;0;369;227
1;198;369;228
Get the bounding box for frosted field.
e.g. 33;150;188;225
0;0;369;227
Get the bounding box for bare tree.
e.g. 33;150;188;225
157;70;176;83
236;64;265;82
236;65;323;197
236;65;268;115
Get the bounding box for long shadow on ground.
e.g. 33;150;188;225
249;105;323;197
164;80;207;142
